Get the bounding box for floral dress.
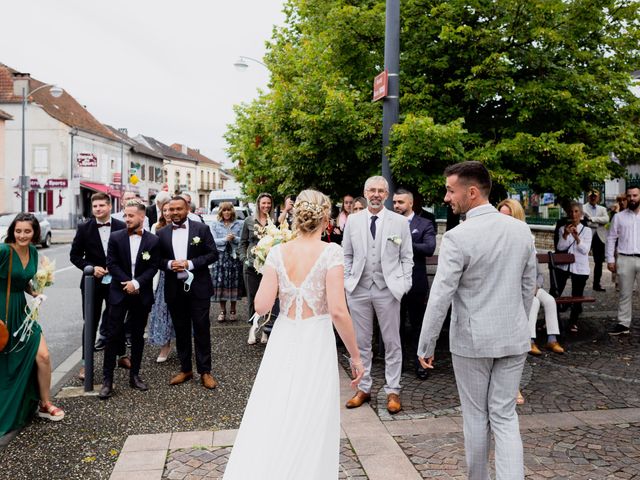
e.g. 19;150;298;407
210;220;244;302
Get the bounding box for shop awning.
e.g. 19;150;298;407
80;181;122;198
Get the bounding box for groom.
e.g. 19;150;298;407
342;175;413;414
418;161;536;479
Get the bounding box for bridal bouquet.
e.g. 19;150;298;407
251;220;296;274
13;256;55;349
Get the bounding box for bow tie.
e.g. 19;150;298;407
128;229;143;236
172;223;187;230
97;222;111;228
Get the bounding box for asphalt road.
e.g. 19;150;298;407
36;243;84;371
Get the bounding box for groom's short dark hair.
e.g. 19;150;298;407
444;161;491;197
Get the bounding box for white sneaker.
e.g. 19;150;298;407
248;325;257;345
260;332;268;344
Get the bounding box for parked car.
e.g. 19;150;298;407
0;213;52;248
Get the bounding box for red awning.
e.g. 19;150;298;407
80;181;122;198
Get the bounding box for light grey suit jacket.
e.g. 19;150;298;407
342;208;414;301
417;203;537;359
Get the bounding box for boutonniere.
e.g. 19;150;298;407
141;251;151;261
387;234;402;246
191;236;201;246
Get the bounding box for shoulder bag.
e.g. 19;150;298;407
0;247;13;352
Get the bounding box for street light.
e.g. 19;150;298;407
20;83;64;212
233;56;267;70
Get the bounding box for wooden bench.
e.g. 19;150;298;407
424;252;596;307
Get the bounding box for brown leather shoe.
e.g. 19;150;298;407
345;390;371;409
387;393;402;414
169;371;193;385
117;356;132;369
201;373;218;389
546;341;565;354
530;342;542;356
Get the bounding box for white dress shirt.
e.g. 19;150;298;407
366;206;386;237
167;219;195;271
557;223;592;275
96;220;111;255
606;209;640;263
129;232;142;290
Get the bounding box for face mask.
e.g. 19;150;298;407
183;270;194;292
101;274;112;285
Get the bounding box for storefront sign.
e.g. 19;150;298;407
45;179;68;189
77;152;98;167
30;178;41;189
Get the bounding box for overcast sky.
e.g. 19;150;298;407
0;0;286;166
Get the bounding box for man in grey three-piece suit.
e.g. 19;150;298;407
418;162;537;480
343;175;414;414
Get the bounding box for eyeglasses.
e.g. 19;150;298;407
366;188;387;194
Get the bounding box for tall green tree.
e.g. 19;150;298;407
227;0;640;203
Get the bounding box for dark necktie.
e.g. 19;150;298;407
97;222;111;228
370;215;378;239
128;228;143;236
172;223;187;230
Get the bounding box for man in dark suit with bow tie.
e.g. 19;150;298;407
393;189;436;379
70;192;128;380
157;196;218;389
99;202;160;399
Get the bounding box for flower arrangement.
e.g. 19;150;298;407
13;256;55;350
251;220;296;273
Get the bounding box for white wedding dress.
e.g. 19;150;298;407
223;242;344;480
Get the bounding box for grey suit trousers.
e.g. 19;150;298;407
452;353;527;480
347;283;402;395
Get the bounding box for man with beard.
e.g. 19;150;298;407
607;186;640;336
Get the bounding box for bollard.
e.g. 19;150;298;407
83;265;95;392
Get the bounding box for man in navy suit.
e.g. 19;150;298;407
393;189;436;379
70;192;128;380
157;196;218;389
99;202;160;399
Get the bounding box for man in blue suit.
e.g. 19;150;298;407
393;189;436;379
100;201;160;399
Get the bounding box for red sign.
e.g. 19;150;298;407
45;179;68;189
113;173;122;184
77;152;98;167
372;70;388;102
30;178;41;189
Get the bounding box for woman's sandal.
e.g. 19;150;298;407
516;391;525;405
229;311;237;322
217;311;226;323
38;401;65;421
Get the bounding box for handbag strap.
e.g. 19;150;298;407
5;246;13;320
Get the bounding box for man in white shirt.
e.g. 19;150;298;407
607;186;640;335
583;190;609;291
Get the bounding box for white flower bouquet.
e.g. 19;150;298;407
13;256;55;350
251;220;296;274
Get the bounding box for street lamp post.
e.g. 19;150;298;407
20;83;63;212
233;56;267;70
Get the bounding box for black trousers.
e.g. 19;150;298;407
400;285;427;367
244;265;261;319
168;293;212;374
81;281;126;360
103;298;150;381
591;234;605;287
555;269;589;325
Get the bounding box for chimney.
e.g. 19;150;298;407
181;144;188;155
13;72;30;97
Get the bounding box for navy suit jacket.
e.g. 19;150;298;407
106;229;160;307
408;214;436;293
70;217;126;288
158;220;218;302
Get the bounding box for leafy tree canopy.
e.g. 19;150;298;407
226;0;640;204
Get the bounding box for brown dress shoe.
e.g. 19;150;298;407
169;371;193;385
117;356;132;369
529;342;542;356
387;393;402;414
201;373;218;389
546;341;565;354
345;390;371;409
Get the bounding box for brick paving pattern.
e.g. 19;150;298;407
397;423;640;479
161;439;368;479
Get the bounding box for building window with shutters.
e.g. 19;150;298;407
186;172;192;190
33;146;49;173
149;166;154;182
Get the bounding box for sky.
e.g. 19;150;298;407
0;0;287;167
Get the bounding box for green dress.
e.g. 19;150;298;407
0;243;40;437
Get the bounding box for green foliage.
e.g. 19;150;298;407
227;0;640;203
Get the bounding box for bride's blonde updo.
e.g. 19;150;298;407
293;189;331;234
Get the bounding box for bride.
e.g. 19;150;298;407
223;189;364;480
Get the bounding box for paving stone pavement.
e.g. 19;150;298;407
161;439;368;479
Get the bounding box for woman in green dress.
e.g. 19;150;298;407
0;213;64;437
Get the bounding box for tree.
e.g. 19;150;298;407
227;0;640;203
